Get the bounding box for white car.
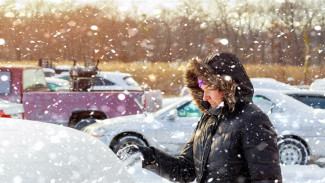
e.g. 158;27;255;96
92;71;143;91
310;78;325;90
83;89;325;165
0;118;136;183
54;71;143;91
53;65;73;74
45;77;70;91
0;98;24;119
251;78;299;90
42;68;55;77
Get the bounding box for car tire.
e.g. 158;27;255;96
74;118;97;130
113;135;147;153
277;138;308;165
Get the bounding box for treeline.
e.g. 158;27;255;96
0;0;324;66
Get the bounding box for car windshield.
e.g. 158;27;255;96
23;69;47;90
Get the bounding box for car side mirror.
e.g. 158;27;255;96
167;109;178;122
271;105;283;113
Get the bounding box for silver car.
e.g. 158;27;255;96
83;96;199;155
54;71;143;91
83;89;325;165
0;98;24;119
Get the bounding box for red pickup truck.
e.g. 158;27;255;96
0;65;161;129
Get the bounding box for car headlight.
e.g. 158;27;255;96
83;125;108;137
91;127;108;137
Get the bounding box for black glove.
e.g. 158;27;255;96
117;145;156;167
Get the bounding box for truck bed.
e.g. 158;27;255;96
23;91;143;126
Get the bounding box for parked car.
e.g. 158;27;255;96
83;95;199;155
93;71;143;91
310;78;325;90
83;89;325;165
53;65;73;74
179;77;298;96
45;77;69;91
283;90;325;109
55;71;143;91
0;118;136;183
179;86;189;96
42;68;55;77
0;98;24;119
251;78;299;90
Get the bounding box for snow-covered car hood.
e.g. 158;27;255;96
0;118;136;182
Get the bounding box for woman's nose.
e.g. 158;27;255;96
203;91;210;101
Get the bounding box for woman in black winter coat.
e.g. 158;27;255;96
126;53;282;183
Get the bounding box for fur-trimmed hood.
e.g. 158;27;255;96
184;53;254;113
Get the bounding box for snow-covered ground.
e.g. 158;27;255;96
127;161;325;183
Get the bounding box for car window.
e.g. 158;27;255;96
102;78;115;85
94;77;104;86
0;71;11;94
253;95;274;113
95;76;115;86
23;69;47;90
290;95;325;109
177;101;202;117
124;76;140;86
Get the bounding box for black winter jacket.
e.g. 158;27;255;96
144;53;282;183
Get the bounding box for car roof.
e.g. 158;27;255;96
282;89;325;96
251;77;298;90
42;68;55;73
251;78;277;82
98;71;131;77
0;118;135;183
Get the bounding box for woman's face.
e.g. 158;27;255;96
201;85;223;108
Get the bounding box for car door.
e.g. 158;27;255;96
156;101;201;155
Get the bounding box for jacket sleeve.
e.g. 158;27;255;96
143;134;196;183
241;111;282;183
